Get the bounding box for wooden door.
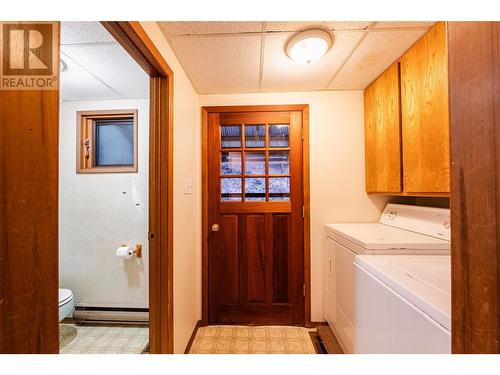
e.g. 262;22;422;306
0;22;60;353
364;62;402;194
400;21;450;194
207;109;304;325
448;21;500;354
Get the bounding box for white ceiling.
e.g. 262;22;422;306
159;21;435;94
60;22;149;101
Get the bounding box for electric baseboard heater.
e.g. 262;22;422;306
73;305;149;324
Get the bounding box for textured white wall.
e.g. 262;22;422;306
59;98;149;308
200;91;390;322
141;22;202;353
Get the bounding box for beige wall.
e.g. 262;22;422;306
141;22;201;353
200;91;390;321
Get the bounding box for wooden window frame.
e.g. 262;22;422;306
76;109;138;173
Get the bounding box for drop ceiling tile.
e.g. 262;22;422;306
168;34;261;94
61;21;116;45
266;21;372;32
159;21;263;35
60;53;120;101
61;44;149;99
261;31;364;92
371;21;436;29
328;29;428;90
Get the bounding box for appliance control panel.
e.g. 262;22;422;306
379;204;451;241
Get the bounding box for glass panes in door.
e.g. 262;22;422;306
269;124;289;148
221;125;242;148
245;125;265;148
221;178;242;201
220;123;292;202
245;152;265;175
221;152;242;175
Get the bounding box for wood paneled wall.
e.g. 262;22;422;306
448;22;500;354
0;89;59;353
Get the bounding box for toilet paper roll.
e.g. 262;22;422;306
116;246;134;260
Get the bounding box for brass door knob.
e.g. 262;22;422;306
211;224;219;232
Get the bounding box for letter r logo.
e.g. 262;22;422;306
9;29;48;70
2;23;53;75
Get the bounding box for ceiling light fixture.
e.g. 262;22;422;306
286;28;333;65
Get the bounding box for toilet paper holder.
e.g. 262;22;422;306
120;243;142;258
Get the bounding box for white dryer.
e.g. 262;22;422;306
354;255;451;353
323;204;450;353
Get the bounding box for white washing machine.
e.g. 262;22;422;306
323;203;450;353
354;255;451;353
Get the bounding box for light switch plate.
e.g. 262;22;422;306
184;179;192;195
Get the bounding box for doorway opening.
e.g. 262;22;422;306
58;21;150;354
56;21;174;354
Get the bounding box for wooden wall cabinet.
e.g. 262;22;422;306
364;22;450;196
364;62;402;193
400;22;450;194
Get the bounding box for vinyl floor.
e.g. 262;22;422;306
59;323;149;354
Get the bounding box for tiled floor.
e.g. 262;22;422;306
59;323;149;354
189;325;317;354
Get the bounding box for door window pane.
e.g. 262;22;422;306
269;177;290;201
94;119;134;166
221;125;242;148
245;152;266;175
269;124;289;148
245;177;266;201
221;152;242;175
269;151;290;174
221;178;242;201
245;124;265;148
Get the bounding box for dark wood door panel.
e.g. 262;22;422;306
218;304;292;325
273;214;290;303
245;215;266;303
218;215;239;304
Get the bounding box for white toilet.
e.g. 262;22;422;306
59;288;74;322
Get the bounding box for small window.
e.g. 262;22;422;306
77;110;138;173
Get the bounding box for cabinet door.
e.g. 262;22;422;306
400;22;450;194
364;62;402;193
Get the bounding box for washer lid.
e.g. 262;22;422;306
59;288;73;306
326;223;450;250
355;255;451;330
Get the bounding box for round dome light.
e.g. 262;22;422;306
286;28;333;65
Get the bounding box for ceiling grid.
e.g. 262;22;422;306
159;21;435;94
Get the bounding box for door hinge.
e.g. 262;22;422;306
148;232;155;240
303;284;306;297
302;206;304;218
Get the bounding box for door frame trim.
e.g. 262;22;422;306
201;104;311;326
101;21;174;353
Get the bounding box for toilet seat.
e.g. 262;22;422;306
59;288;73;307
